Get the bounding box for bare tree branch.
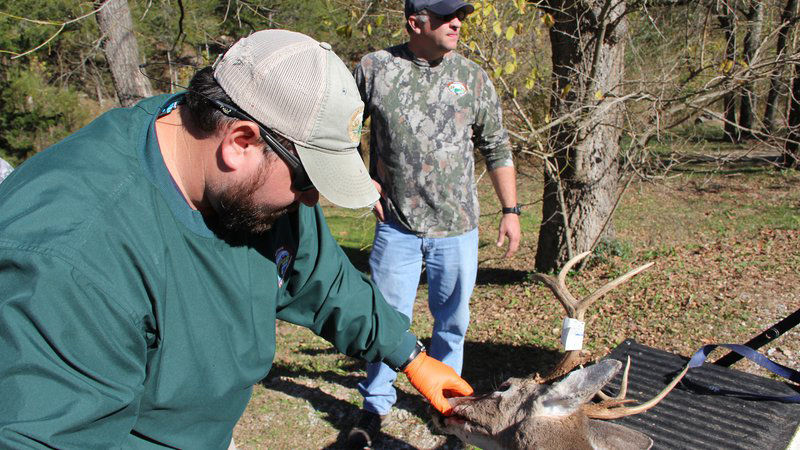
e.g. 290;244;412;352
0;4;109;59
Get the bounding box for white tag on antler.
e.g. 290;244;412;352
561;318;585;351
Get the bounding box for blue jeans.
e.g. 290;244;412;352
358;221;478;415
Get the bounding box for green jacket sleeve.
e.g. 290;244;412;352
275;206;416;369
0;247;148;447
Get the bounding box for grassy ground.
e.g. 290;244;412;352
232;145;800;449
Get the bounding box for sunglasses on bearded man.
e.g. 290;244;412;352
206;98;315;192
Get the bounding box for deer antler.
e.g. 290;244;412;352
533;252;689;419
596;356;631;402
585;356;690;419
533;252;654;381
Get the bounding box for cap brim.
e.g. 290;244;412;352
295;144;379;209
428;1;474;15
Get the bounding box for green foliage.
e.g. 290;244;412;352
461;1;550;126
327;1;407;62
0;0;108;158
591;238;634;264
332;0;552;129
131;0;362;73
0;0;99;59
0;0;360;157
0;58;95;162
0;0;795;171
324;211;375;251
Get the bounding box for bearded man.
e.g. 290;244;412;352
0;29;471;448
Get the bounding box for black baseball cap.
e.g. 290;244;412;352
404;0;475;18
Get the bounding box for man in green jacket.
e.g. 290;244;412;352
0;29;471;448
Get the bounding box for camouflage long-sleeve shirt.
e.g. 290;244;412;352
354;43;513;238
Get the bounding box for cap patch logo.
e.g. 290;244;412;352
275;246;293;288
348;106;364;143
447;81;467;96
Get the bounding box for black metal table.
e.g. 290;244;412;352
604;340;800;450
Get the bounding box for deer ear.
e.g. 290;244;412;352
535;359;622;416
587;419;654;449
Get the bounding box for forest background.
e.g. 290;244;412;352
1;1;799;448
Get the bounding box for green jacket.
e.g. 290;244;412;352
0;94;416;448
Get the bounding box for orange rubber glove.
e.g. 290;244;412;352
402;352;474;416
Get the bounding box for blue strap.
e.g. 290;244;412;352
685;344;800;403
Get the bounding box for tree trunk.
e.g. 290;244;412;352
786;66;800;168
719;3;739;142
763;0;798;133
96;0;152;107
738;0;763;139
535;0;628;272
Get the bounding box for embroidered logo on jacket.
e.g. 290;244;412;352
275;247;293;287
447;81;467;96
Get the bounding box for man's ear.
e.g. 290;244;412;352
219;121;264;171
407;15;423;35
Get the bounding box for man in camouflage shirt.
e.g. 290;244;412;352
348;0;521;446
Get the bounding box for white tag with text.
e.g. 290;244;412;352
561;318;585;351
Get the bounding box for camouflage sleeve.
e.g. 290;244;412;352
353;60;371;121
473;71;513;171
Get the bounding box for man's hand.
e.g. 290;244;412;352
497;212;521;257
403;352;473;416
371;179;385;222
487;166;521;257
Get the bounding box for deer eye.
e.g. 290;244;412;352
491;380;515;397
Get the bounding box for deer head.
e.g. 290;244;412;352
435;359;654;450
435;252;690;449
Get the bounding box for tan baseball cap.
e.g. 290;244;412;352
212;29;378;209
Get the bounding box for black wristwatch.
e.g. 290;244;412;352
396;340;426;372
502;204;522;215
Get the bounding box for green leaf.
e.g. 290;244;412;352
504;60;516;74
525;78;535;89
561;83;572;98
336;24;353;38
505;26;515;41
720;59;734;74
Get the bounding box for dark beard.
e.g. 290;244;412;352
214;167;292;236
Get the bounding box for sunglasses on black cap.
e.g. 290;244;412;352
206;98;315;192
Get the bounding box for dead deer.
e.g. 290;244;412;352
435;252;691;449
